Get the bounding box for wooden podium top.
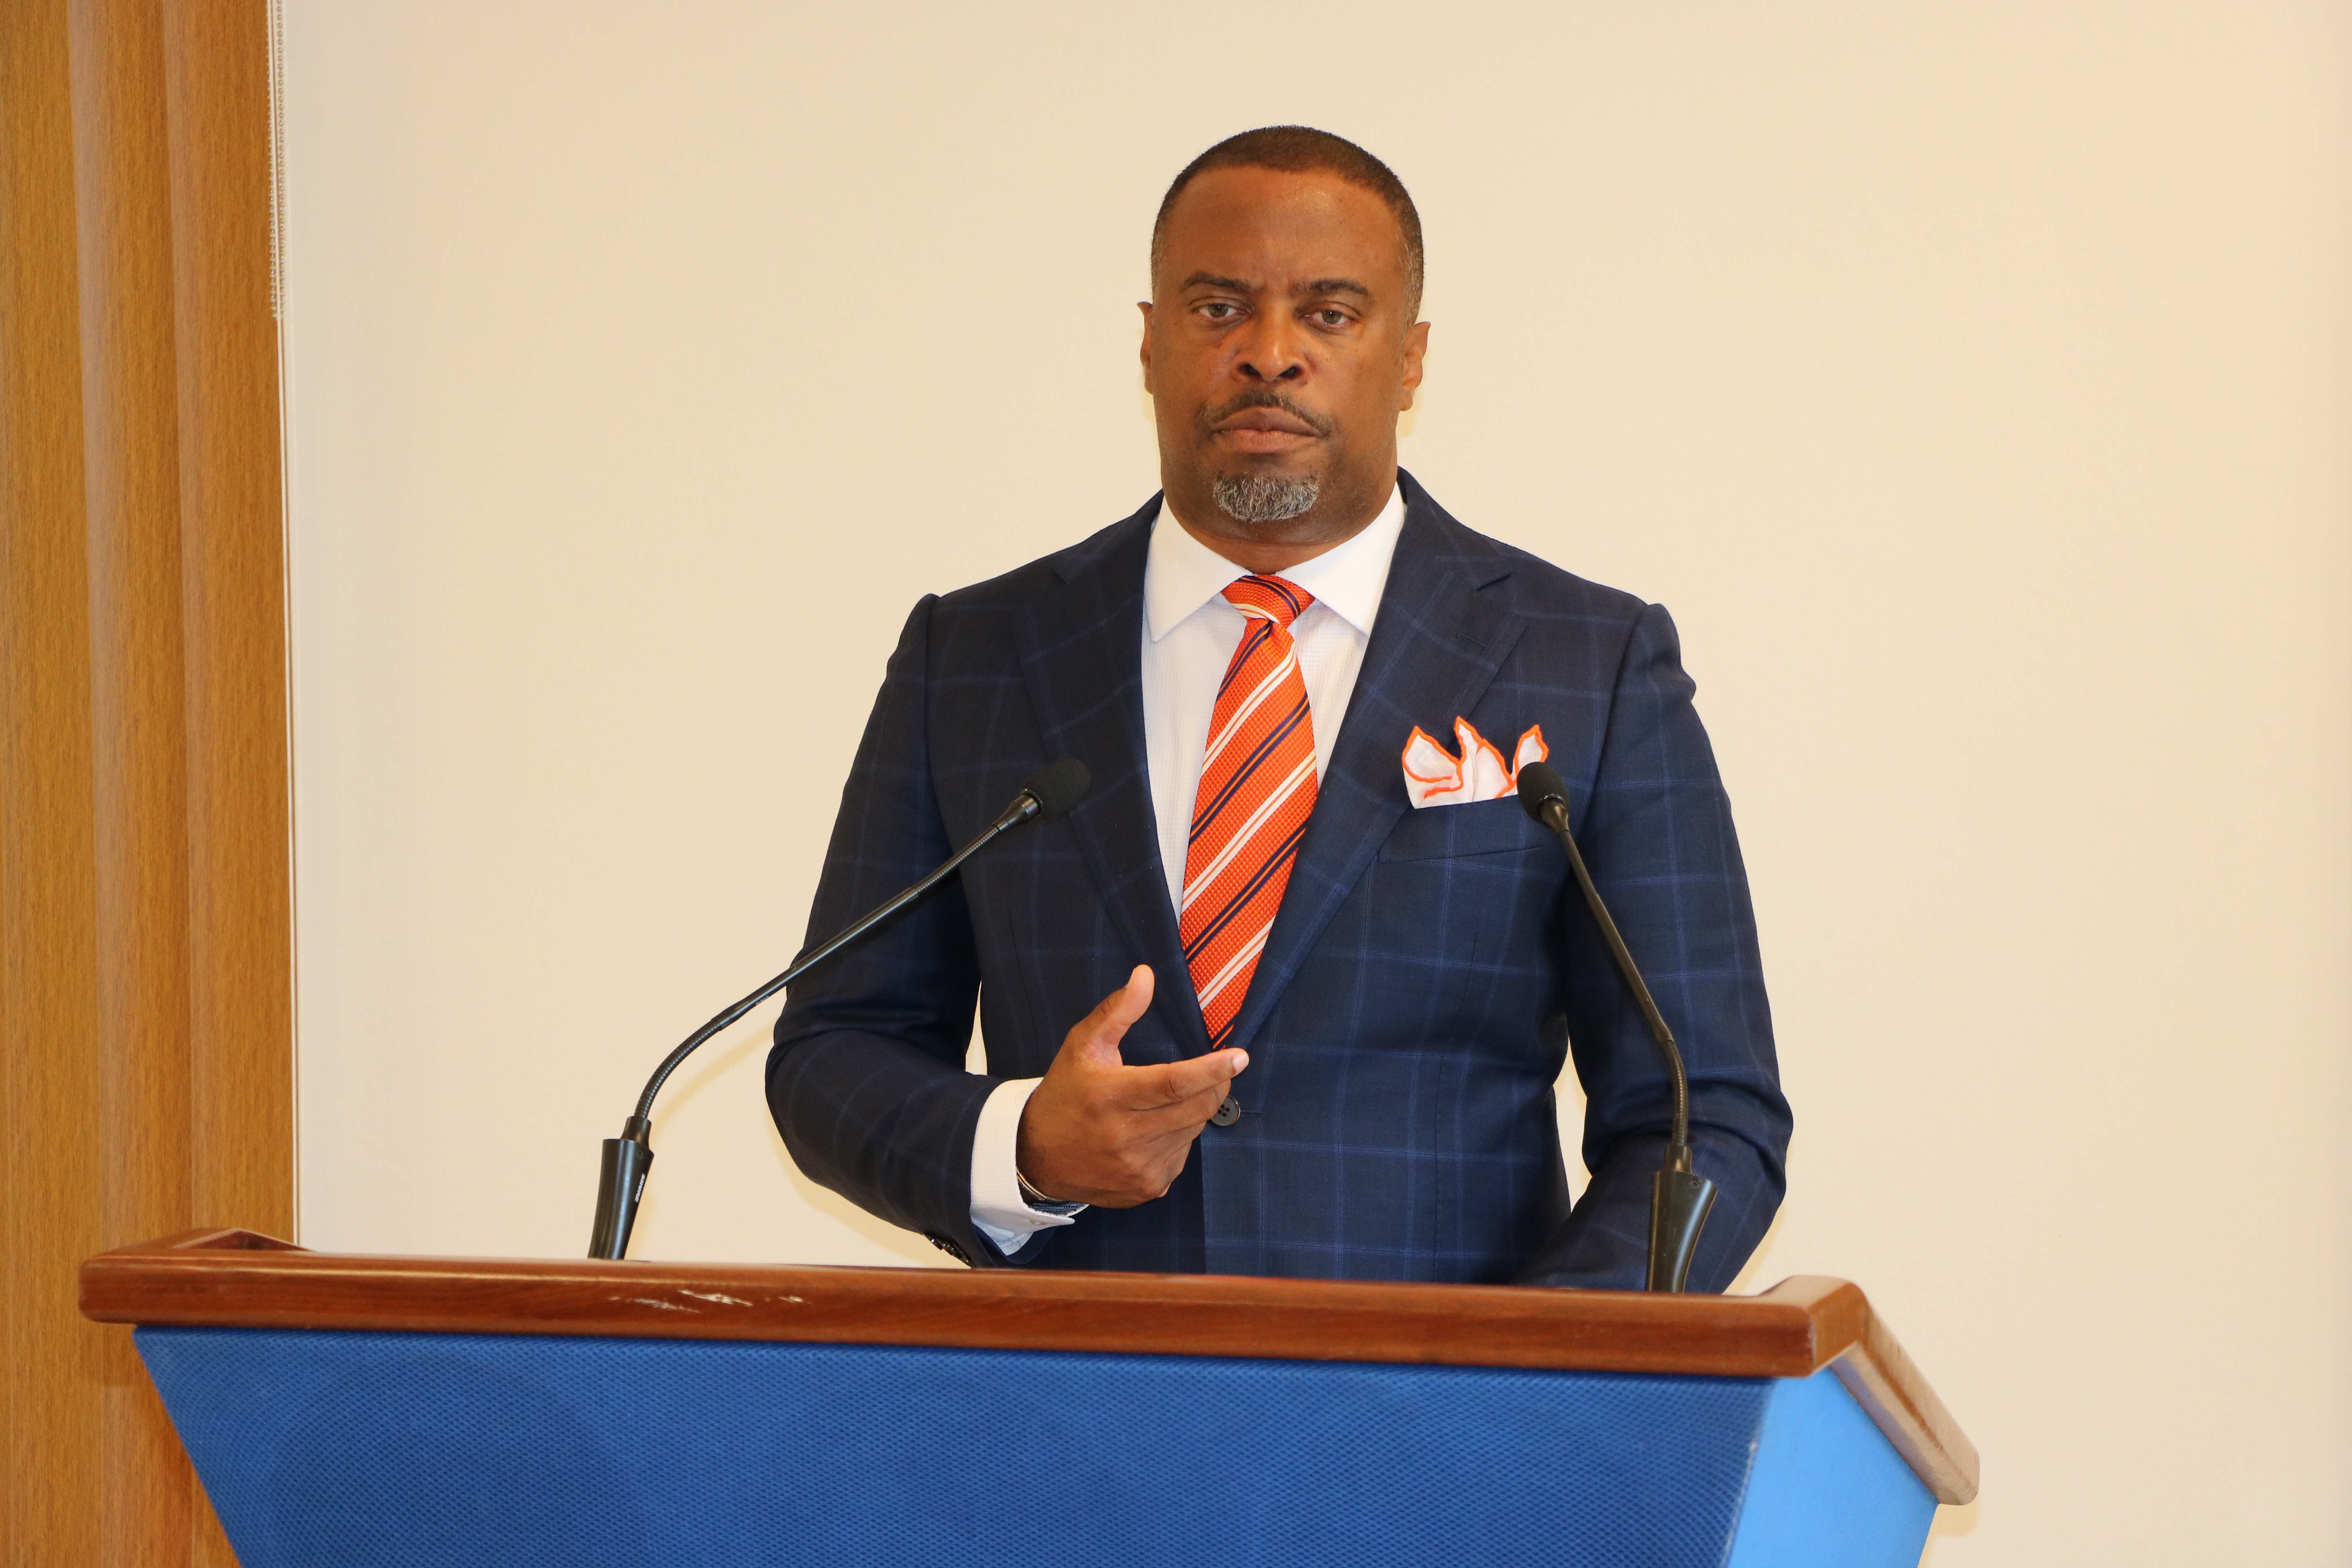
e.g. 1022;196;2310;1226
83;1228;1976;1503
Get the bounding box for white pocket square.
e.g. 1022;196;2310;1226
1401;718;1549;809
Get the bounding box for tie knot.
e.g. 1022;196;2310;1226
1223;575;1314;629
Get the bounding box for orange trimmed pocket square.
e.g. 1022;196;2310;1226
1401;718;1549;809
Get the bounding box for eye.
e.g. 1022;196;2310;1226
1196;301;1241;321
1312;308;1352;328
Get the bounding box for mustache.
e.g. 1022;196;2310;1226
1195;390;1336;439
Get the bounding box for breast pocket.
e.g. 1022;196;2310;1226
1376;796;1552;862
1342;796;1560;1062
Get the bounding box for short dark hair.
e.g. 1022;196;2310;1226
1151;125;1424;318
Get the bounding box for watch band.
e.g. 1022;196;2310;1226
1015;1167;1084;1214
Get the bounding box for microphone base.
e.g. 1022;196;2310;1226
1645;1166;1718;1292
588;1125;654;1261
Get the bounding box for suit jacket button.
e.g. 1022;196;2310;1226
928;1234;971;1265
1210;1096;1241;1127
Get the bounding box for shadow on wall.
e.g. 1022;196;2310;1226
628;1020;949;1270
1922;1497;1980;1562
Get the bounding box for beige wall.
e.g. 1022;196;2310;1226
281;3;2351;1560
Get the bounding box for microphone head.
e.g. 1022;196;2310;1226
1021;759;1092;818
1516;761;1570;824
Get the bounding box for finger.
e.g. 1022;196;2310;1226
1144;1130;1199;1193
1066;965;1155;1067
1127;1047;1248;1109
1129;1083;1231;1136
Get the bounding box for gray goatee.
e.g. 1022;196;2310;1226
1211;472;1321;524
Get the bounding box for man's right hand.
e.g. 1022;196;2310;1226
1014;965;1248;1209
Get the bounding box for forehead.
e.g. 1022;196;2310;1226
1156;166;1407;293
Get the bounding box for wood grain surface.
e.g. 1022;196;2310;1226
2;10;109;1563
1;4;291;1564
86;1229;1980;1504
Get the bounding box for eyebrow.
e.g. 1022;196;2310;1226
1179;271;1375;299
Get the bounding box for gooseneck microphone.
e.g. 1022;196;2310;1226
1517;761;1718;1292
587;759;1093;1260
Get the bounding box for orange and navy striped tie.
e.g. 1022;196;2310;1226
1180;575;1319;1047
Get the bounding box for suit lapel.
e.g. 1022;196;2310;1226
1221;474;1524;1056
1013;499;1213;1060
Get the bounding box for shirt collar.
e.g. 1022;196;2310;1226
1145;479;1406;642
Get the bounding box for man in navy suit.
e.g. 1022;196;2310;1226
768;127;1791;1290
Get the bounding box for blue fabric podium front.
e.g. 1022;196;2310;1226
83;1232;1976;1568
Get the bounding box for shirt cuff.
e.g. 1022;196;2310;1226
970;1076;1085;1255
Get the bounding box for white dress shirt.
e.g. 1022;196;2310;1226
969;483;1407;1253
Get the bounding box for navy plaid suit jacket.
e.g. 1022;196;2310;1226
768;473;1791;1289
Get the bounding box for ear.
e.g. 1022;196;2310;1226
1137;301;1154;391
1398;319;1430;412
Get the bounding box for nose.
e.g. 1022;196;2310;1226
1234;313;1306;383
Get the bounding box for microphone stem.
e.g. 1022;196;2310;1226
1537;799;1691;1159
592;774;1073;1260
628;793;1038;1124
